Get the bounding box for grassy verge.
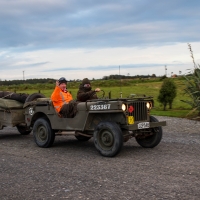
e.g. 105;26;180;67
151;109;192;118
3;77;195;119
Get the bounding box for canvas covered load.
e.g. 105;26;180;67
0;98;24;109
0;92;24;129
0;91;28;105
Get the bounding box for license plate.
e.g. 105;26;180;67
138;122;150;129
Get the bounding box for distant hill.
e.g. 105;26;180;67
0;78;56;85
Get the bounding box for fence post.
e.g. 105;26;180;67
109;91;111;99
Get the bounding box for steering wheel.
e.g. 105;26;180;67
98;90;105;98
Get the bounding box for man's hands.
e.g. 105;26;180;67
95;88;101;92
56;80;59;87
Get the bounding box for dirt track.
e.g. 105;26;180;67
0;116;200;200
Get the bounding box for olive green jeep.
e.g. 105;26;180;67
23;94;166;157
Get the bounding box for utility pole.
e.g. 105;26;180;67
165;65;167;77
23;71;25;81
119;66;122;98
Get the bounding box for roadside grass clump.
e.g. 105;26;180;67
181;43;200;119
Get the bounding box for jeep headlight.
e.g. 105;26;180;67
146;102;152;110
122;104;126;111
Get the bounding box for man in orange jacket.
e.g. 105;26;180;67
51;77;76;118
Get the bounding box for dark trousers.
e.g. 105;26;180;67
59;101;78;118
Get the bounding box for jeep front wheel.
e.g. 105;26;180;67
33;118;55;148
135;116;163;148
94;121;123;157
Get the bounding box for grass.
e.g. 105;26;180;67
151;109;192;118
0;77;195;118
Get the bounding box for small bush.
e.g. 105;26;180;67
157;78;177;110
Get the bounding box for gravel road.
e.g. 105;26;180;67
0;116;200;200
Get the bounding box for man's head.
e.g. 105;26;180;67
82;78;91;88
58;77;67;85
58;77;67;91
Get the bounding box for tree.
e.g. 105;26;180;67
157;78;177;110
152;74;156;77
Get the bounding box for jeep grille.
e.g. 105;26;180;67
128;101;147;121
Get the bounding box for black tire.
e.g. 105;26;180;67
16;125;31;135
33;118;55;148
75;132;91;141
94;121;123;157
135;116;163;148
25;93;46;103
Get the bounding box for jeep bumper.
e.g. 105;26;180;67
121;121;167;130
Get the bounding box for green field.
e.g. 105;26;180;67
0;77;195;118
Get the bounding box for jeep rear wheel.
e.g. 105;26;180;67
94;121;123;157
136;116;163;148
33;118;55;148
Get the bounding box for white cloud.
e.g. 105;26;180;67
0;1;200;80
0;42;199;80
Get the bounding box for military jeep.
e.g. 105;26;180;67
23;94;166;157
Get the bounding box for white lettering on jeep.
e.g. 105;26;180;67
90;104;111;110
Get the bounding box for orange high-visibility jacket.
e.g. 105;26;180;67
51;86;73;112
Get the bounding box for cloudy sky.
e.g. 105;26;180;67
0;0;200;81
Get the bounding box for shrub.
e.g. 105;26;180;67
157;78;177;110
